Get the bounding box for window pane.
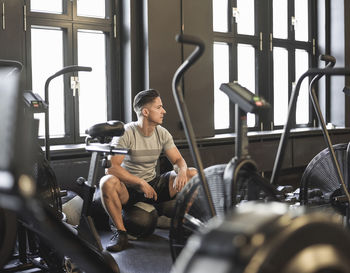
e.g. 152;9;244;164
31;27;64;137
295;0;309;41
273;47;289;126
213;0;228;32
236;0;255;35
30;0;62;14
214;43;230;129
295;49;309;124
237;44;256;127
273;0;288;39
77;0;106;18
78;30;107;135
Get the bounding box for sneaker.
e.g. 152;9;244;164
127;233;138;241
106;230;129;252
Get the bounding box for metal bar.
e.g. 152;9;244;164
310;82;350;202
85;144;128;155
23;5;27;32
87;152;100;187
113;14;117;38
2;3;5;30
172;34;216;217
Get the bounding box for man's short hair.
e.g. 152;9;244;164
133;89;160;115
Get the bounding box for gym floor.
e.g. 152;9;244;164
4;227;173;273
101;228;173;273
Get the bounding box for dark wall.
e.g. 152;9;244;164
0;0;26;89
181;0;214;138
146;0;183;137
145;0;214;139
0;0;25;63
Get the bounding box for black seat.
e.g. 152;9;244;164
85;121;125;141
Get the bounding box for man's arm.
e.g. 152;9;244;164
106;155;157;200
165;146;189;191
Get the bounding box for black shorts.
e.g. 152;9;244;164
124;171;173;207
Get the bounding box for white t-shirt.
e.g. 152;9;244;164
111;122;175;182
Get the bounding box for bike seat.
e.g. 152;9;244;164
85;121;125;140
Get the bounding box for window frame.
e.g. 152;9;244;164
213;0;317;134
25;0;120;146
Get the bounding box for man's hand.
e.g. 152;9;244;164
139;180;158;200
173;168;188;192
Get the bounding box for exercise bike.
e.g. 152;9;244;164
169;54;350;273
1;61;122;272
269;55;350;214
272;55;350;222
169;34;280;260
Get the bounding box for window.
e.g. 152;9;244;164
273;47;289;126
27;0;118;144
30;0;63;14
237;43;256;127
213;0;315;132
213;42;230;129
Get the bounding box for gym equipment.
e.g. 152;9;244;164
122;202;159;238
0;208;17;270
89;189;111;231
77;120;127;248
270;55;350;216
298;56;350;218
301;143;349;214
4;121;125;273
62;194;84;226
171;201;350;273
0;60;25;270
169;34;279;261
0;61;121;273
271;57;350;187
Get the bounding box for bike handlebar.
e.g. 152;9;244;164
172;34;216;217
0;59;23;72
172;34;205;96
320;54;336;66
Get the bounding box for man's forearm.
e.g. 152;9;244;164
173;158;188;173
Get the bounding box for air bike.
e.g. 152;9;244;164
271;54;350;226
169;37;350;273
169;34;280;260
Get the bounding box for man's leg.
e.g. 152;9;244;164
100;174;129;252
169;167;197;198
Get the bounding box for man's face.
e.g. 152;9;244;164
144;96;166;125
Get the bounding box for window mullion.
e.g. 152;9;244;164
257;0;272;130
288;0;295;41
64;24;76;144
231;0;236;34
289;45;296;128
230;41;237;130
72;24;80;143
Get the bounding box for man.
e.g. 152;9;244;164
100;89;197;252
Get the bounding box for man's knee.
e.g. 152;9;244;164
100;175;129;204
100;175;120;197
